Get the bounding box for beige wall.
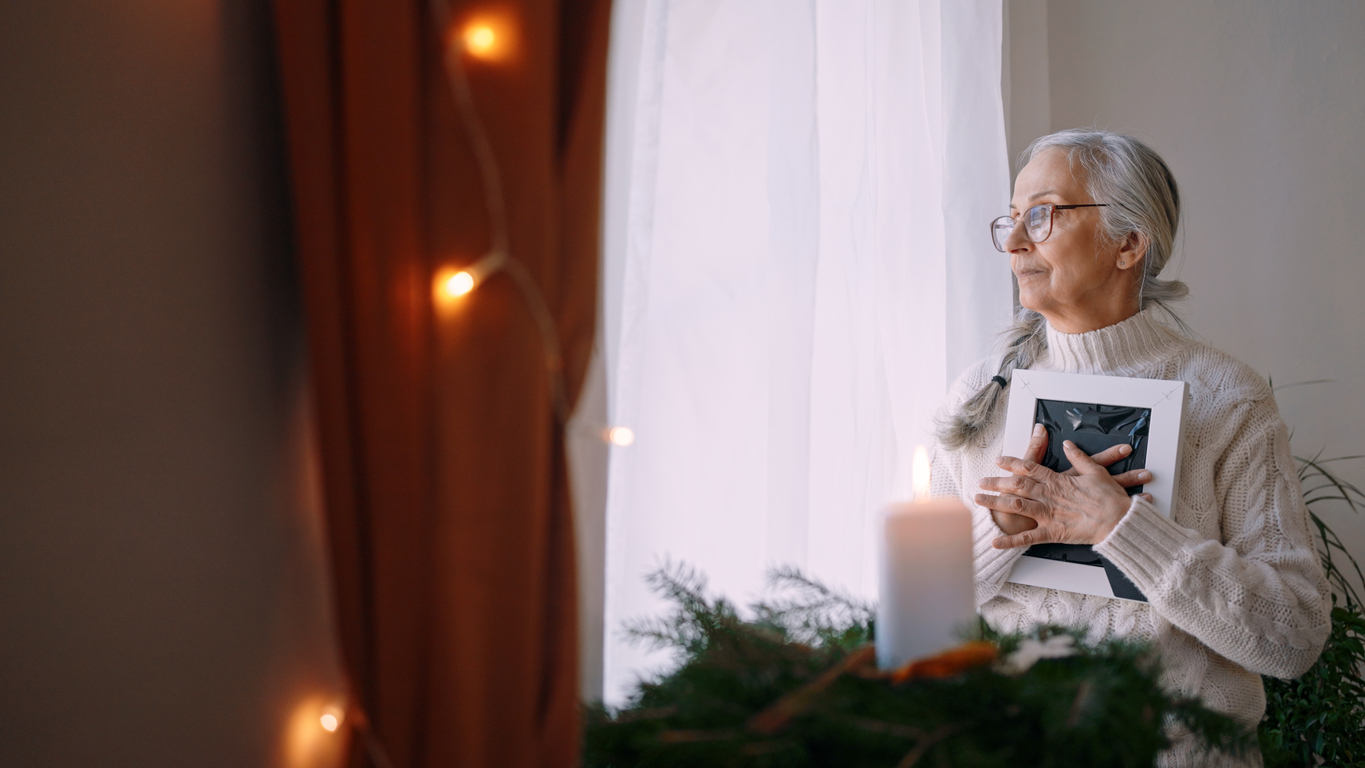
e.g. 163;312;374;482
0;3;344;766
1008;0;1365;594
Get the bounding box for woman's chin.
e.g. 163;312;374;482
1016;287;1050;314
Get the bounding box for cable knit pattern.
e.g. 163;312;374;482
931;308;1332;768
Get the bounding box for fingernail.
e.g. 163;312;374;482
1119;444;1131;455
1063;440;1075;450
1139;471;1151;481
1032;424;1045;438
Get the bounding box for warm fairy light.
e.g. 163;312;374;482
458;15;514;62
322;704;345;731
463;24;496;55
286;698;346;767
434;266;476;309
606;427;635;446
434;255;506;312
446;270;475;297
912;445;931;501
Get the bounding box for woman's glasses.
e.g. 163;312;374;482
990;203;1108;252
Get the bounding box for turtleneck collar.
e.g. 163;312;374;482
1040;307;1190;375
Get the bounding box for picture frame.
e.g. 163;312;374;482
999;369;1189;602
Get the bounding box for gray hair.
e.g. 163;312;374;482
937;129;1188;450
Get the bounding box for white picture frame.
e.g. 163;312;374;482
1000;370;1188;602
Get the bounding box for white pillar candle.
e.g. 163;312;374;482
876;446;976;669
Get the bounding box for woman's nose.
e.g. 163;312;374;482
1003;220;1031;252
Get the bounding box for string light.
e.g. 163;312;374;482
606;427;635;447
319;704;344;732
444;270;475;298
456;13;514;63
462;24;498;58
286;698;348;768
429;0;569;423
281;5;566;768
433;250;506;308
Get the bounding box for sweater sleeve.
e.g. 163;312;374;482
1093;398;1332;679
930;362;1026;608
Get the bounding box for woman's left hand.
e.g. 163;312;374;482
976;440;1147;549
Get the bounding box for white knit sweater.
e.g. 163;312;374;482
931;308;1331;767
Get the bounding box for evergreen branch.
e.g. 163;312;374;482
590;564;1251;767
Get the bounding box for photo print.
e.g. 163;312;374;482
998;370;1188;602
1024;399;1151;602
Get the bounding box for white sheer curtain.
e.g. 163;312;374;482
597;0;1013;704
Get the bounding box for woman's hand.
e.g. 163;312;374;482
977;426;1153;547
986;424;1148;536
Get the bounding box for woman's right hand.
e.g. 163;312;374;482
990;424;1150;536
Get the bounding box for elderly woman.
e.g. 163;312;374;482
932;129;1330;766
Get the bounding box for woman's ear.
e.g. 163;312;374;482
1116;230;1147;271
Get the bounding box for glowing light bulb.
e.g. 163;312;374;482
463;24;498;57
606;426;635;446
434;255;504;311
446;271;475;298
319;704;344;733
912;444;931;501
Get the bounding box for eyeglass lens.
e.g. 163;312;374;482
990;205;1053;252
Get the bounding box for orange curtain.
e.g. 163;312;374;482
271;0;609;765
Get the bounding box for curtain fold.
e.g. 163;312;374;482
599;0;1012;704
272;0;611;764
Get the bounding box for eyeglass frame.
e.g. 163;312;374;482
990;203;1109;252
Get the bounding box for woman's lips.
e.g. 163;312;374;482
1016;269;1045;279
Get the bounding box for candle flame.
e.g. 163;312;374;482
912;445;930;501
